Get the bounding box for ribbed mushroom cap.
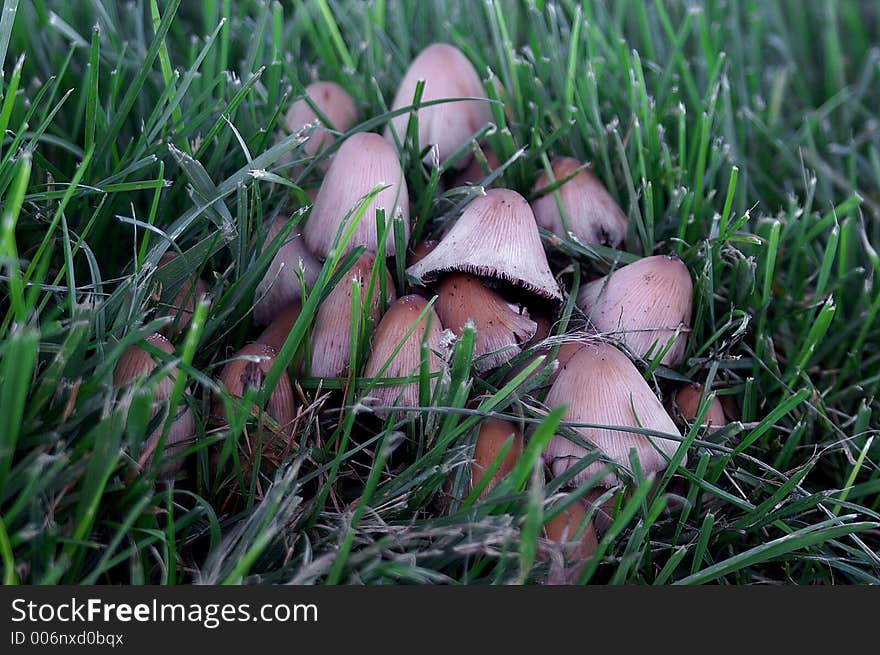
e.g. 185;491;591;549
138;405;194;478
471;419;524;497
309;252;396;378
156;252;209;338
362;295;444;416
305;132;410;258
577;255;693;366
406;188;562;302
256;303;302;351
285;81;357;169
544;340;683;487
214;343;296;435
436;273;536;372
452;146;501;187
114;332;176;399
385;43;492;169
531;157;628;248
253;220;320;326
669;383;727;433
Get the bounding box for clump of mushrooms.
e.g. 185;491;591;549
577;254;693;366
543;340;683;487
531;157;628;248
385;42;492;168
113;332;194;477
362;295;444;417
304;132;410;259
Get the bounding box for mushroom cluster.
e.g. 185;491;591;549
111;40;728;581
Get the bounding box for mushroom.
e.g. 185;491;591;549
541;498;599;585
543;340;683;487
156;252;209;338
436;273;537;372
362;295;444;416
406;188;562;302
256;303;302;352
213;343;296;437
113;332;193;477
385;43;492;169
283;81;357;171
577;255;693;366
530;157;628;248
309;251;396;378
470;419;524;497
304;132;410;259
668;383;727;433
253;220;320;326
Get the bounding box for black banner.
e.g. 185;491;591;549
1;586;876;652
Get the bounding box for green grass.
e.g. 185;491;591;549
1;0;878;585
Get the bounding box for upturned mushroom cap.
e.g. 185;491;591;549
577;255;693;366
362;295;444;416
669;383;727;433
113;333;191;477
543;340;683;487
253;220;320;326
285;81;357;169
471;419;524;497
385;43;492;169
436;273;537;372
214;343;296;436
531;157;628;248
406;188;562;302
156;252;209;338
309;251;396;378
256;303;302;351
305;132;410;258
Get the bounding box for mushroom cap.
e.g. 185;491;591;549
544;340;683;487
305;132;410;258
577;255;693;366
309;251;397;378
156;252;209;338
285;81;357;167
669;383;727;433
139;404;194;479
362;294;444;415
406;188;562;302
436;273;537;372
531;157;628;248
471;419;524;497
114;332;176;399
385;42;492;169
254;221;321;326
256;303;302;352
214;343;296;435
